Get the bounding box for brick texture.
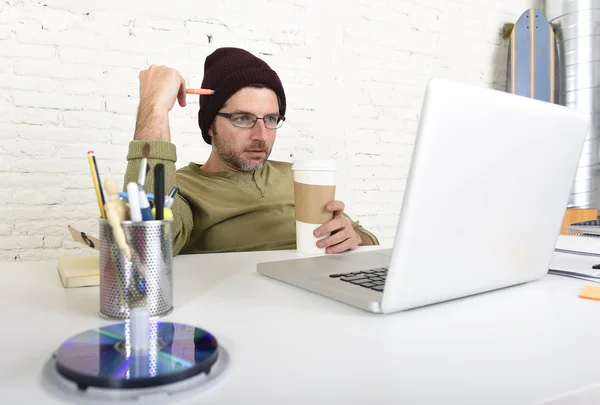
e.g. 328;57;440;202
0;0;541;261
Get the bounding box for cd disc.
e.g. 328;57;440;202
54;321;218;390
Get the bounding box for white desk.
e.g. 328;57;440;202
1;246;600;405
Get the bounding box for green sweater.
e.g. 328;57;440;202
124;140;379;255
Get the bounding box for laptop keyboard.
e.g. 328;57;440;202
329;268;387;292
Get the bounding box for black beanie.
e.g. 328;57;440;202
198;47;287;145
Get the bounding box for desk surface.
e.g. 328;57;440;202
1;246;600;405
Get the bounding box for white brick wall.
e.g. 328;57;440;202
0;0;542;261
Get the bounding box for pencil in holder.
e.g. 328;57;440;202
98;218;174;319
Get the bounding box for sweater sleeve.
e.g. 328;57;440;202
345;213;380;245
124;140;194;256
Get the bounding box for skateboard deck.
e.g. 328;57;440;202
504;11;592;229
506;9;558;103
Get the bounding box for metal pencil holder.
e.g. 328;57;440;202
98;218;174;319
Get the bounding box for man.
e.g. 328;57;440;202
123;47;379;255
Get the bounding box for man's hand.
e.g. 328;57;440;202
313;201;362;254
134;65;187;142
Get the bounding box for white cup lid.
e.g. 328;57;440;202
291;159;337;171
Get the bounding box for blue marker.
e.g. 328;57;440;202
119;192;155;203
138;190;153;221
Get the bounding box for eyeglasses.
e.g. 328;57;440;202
216;112;286;129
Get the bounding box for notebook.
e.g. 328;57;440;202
554;233;600;256
57;254;100;288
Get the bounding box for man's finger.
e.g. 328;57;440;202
317;229;349;249
325;200;345;212
314;217;344;237
177;74;187;108
333;209;344;219
327;237;355;254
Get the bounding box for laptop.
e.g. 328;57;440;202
257;77;590;314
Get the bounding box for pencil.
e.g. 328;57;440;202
186;88;214;95
87;151;106;219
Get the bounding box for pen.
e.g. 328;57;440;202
186;88;214;95
87;151;106;219
164;187;179;209
154;164;165;220
138;144;150;191
138;191;153;221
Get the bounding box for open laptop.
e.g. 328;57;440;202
257;77;590;314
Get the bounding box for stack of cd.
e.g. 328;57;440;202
42;317;228;403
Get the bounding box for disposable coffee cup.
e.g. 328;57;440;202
292;159;337;254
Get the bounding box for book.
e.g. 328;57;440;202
57;254;100;288
549;251;600;283
550;234;600;283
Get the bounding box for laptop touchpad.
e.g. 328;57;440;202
331;251;391;268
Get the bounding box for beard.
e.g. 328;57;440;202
213;129;271;172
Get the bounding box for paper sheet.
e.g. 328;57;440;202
579;285;600;301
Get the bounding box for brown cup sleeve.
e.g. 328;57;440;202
294;181;336;224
